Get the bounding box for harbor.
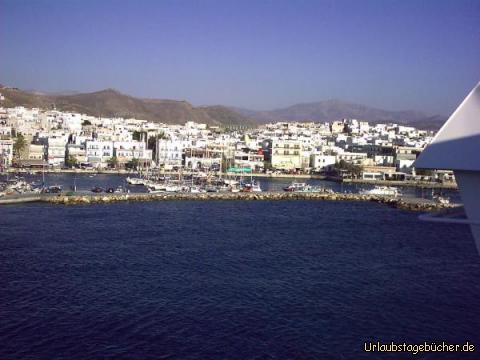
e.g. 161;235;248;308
0;172;459;211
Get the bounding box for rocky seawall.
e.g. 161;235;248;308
40;191;457;212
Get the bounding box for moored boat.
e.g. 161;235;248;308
360;186;400;197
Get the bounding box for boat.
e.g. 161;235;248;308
360;186;399;197
114;186;128;193
433;195;450;205
165;185;182;192
206;186;219;193
241;181;262;192
189;186;206;193
91;186;104;193
126;177;145;185
283;182;309;192
147;182;167;191
223;178;239;186
43;185;62;194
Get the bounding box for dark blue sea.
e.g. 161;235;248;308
1;200;479;359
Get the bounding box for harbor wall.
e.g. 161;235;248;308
33;191;457;212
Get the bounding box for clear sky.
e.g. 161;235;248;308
1;0;479;114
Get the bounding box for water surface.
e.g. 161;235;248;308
1;201;478;359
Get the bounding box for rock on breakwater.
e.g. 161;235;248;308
40;191;458;212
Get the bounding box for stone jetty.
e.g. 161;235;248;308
34;191;457;212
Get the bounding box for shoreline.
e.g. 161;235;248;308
4;168;457;189
0;191;459;212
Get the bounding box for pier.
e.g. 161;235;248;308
0;191;459;212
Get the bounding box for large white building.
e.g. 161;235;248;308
157;138;184;166
86;140;114;168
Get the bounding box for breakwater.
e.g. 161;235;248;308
27;191;456;212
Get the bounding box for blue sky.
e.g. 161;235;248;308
1;0;479;114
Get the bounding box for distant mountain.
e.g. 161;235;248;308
0;87;254;126
0;86;446;129
230;99;447;130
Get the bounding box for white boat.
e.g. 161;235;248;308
148;188;165;194
223;179;239;186
241;181;262;192
361;186;399;197
126;177;145;185
189;186;206;193
165;185;182;192
433;195;450;205
147;182;167;191
283;182;308;192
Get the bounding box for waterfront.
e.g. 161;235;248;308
1;200;479;359
0;173;462;202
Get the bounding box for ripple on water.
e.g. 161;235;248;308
0;200;479;359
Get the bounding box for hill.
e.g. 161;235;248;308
231;99;447;130
0;87;254;126
0;86;446;130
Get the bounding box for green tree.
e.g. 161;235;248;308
65;154;78;168
107;156;119;169
132;131;143;141
335;160;363;178
415;168;434;176
126;158;140;170
148;132;169;161
13;133;27;160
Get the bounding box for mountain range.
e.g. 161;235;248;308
0;86;446;129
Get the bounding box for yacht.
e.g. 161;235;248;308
360;186;400;197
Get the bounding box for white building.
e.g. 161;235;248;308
85;140;114;168
310;153;336;171
47;137;67;167
157;138;184;166
113;140;152;167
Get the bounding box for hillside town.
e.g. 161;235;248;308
0;103;455;185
